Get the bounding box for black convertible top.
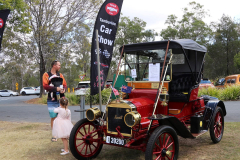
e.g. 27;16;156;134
120;39;207;53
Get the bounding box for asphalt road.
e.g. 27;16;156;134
0;95;239;123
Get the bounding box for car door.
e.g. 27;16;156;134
1;90;9;96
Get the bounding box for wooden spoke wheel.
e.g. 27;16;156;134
210;107;224;143
69;118;103;160
145;125;179;160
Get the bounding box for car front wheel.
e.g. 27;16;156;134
145;125;179;160
69;118;103;160
21;92;26;95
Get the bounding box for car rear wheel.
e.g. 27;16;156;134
69;118;103;160
210;107;224;143
10;94;13;97
145;125;179;160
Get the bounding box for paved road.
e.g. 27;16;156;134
0;96;239;123
0;95;105;123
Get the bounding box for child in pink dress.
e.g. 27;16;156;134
52;97;73;155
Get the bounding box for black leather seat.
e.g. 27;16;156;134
169;74;195;102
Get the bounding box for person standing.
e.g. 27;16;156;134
52;97;73;155
42;60;67;141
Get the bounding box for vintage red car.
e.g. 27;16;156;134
69;39;226;160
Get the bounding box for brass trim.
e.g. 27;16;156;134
124;111;141;127
106;100;136;137
86;107;101;121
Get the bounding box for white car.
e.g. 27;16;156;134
20;87;40;95
0;90;12;97
7;90;19;96
75;81;90;95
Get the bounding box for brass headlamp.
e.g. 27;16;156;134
86;107;101;121
124;111;141;127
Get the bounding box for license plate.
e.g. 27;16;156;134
106;136;126;146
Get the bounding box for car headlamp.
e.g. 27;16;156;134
86;107;101;121
124;111;141;127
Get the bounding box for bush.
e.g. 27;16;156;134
85;88;112;105
198;85;240;101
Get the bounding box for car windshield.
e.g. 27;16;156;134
124;49;171;81
200;80;211;84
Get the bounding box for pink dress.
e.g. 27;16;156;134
52;107;73;138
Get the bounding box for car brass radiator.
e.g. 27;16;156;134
107;107;131;136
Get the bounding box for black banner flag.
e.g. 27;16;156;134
0;9;10;51
90;0;123;95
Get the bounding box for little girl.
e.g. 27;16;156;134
52;97;73;155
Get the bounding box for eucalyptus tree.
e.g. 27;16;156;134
25;0;102;96
0;0;31;90
205;15;240;78
160;1;212;45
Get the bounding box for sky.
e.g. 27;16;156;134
121;0;240;40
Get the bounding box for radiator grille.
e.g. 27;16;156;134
107;107;131;135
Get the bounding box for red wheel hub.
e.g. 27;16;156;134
214;112;223;138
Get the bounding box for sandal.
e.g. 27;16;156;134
51;137;57;142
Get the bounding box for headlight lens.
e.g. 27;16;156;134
86;107;101;121
124;111;141;127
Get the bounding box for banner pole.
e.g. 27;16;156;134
95;29;102;112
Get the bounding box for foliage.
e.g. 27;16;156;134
198;85;240;101
24;0;103;97
234;52;240;71
85;88;112;105
0;0;30;32
204;15;240;79
160;1;212;45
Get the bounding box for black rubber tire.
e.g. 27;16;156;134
10;94;13;97
145;125;179;160
69;118;103;160
210;107;224;143
22;92;26;96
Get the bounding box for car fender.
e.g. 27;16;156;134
150;115;195;139
202;100;226;130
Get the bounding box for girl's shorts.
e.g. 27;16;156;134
47;99;59;118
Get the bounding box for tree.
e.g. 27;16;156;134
0;0;30;32
160;1;212;45
205;15;240;78
25;0;102;97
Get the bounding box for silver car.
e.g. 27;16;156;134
20;87;40;95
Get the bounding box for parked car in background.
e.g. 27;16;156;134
199;79;215;89
74;81;90;95
20;86;40;95
7;90;19;96
215;74;240;89
0;90;12;97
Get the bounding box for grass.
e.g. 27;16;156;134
1;121;240;160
